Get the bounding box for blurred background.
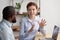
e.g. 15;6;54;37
0;0;60;40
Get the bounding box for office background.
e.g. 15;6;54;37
0;0;60;34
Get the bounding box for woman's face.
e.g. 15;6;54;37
27;5;38;16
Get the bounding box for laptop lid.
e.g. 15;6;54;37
52;25;59;40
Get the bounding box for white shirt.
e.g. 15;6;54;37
0;19;15;40
19;16;44;40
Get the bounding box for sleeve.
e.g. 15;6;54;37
19;18;29;40
37;16;45;35
0;31;3;40
38;27;45;33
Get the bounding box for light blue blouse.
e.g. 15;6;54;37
19;16;44;40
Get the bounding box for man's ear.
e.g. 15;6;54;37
11;15;13;18
7;16;12;22
10;15;13;20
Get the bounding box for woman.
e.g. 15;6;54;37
19;2;46;40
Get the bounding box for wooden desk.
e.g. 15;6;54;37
34;32;45;40
57;33;60;40
45;33;60;40
34;32;60;40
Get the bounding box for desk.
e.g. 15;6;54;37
45;33;60;40
34;32;60;40
34;32;45;40
57;33;60;40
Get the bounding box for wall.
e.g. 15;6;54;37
0;0;10;21
0;0;40;26
13;0;39;13
40;0;60;33
12;0;40;26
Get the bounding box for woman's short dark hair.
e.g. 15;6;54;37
2;6;15;20
26;2;38;10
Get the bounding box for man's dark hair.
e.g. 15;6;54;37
2;6;15;20
26;2;38;10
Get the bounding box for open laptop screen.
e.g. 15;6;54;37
52;25;59;40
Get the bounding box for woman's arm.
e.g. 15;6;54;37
38;18;46;35
19;19;29;40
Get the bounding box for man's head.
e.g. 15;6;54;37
2;6;16;23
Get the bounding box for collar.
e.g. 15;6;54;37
2;19;12;28
26;15;40;23
27;16;37;23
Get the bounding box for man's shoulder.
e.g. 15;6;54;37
0;22;4;30
0;20;6;26
0;20;7;31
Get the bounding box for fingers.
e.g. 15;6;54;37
28;24;34;33
32;24;34;28
39;18;46;27
31;24;34;31
41;19;46;24
41;19;46;25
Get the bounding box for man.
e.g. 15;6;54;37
0;6;16;40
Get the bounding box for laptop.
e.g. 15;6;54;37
40;25;59;40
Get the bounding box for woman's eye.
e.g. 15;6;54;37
33;9;35;11
28;9;31;11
